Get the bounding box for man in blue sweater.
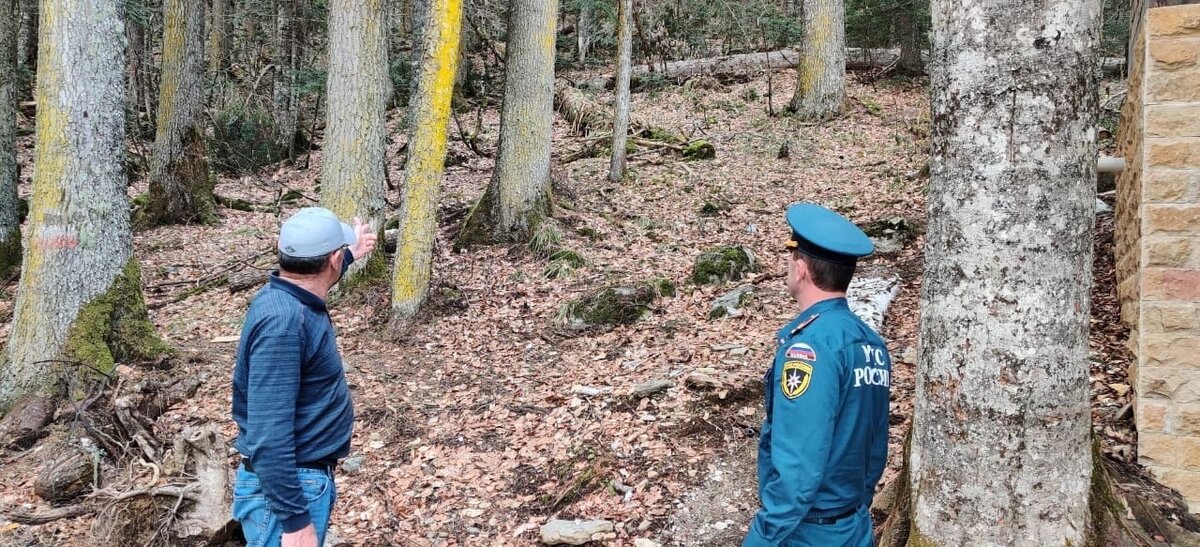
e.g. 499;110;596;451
232;207;377;547
743;203;891;546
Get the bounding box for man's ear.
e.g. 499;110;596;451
328;250;343;272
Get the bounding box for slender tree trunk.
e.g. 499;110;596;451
16;0;36;82
272;0;300;157
391;0;462;321
126;5;148;136
896;7;925;75
608;0;632;182
0;0;21;278
577;0;591;63
0;0;167;413
907;0;1101;544
141;0;214;226
322;0;390;287
458;0;558;245
208;0;232;79
788;0;845;120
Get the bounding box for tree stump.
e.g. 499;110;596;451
34;441;96;505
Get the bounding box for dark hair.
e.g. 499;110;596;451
796;251;856;292
279;250;335;275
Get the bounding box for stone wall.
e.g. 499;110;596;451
1116;3;1200;513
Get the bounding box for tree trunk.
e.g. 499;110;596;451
16;0;36;83
0;0;168;414
126;5;148;136
272;0;300;157
0;0;22;278
896;8;925;75
577;0;591;63
608;0;632;182
391;0;462;321
321;0;390;288
908;0;1100;544
208;0;232;79
458;0;558;245
141;0;214;227
788;0;845;120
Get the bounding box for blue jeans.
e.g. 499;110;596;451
231;464;337;547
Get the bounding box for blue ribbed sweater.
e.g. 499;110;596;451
232;273;354;533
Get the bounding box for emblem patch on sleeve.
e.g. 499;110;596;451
781;361;813;399
785;342;817;361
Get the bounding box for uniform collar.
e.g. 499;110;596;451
268;271;329;312
777;297;849;341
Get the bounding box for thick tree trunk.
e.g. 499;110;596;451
391;0;462;321
0;0;167;413
459;0;558;245
141;0;215;227
788;0;846;120
608;0;632;182
0;0;22;278
908;0;1101;544
321;0;390;288
577;1;591;63
272;0;300;157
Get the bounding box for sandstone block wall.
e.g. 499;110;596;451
1117;3;1200;513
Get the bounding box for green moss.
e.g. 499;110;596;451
576;226;602;241
335;248;390;299
691;246;760;285
699;200;730;217
559;278;675;329
64;259;171;374
683;139;716;160
384;217;400;230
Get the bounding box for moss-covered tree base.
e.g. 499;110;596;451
64;258;171;375
332;247;391;304
456;183;553;249
135;128;217;229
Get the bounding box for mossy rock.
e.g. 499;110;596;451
683;140;716;160
691;246;759;285
559;278;675;330
859;217;921;254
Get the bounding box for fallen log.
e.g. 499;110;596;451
575;47;1126;90
554;80;685;143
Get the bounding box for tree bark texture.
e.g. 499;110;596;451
460;0;558;245
896;9;925;75
125;5;148;136
143;0;214;226
272;0;300;156
577;0;591;63
788;0;846;119
321;0;390;286
391;0;462;321
208;0;232;79
909;0;1101;544
0;0;23;278
608;0;632;183
0;0;167;413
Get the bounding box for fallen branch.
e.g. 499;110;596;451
0;504;96;525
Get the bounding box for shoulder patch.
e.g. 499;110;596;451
785;342;817;361
789;313;820;337
781;360;813;399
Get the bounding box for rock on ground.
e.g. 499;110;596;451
709;285;755;319
539;519;614;545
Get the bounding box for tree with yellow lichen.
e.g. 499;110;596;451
0;0;22;278
788;0;845;120
321;0;390;289
458;0;559;245
391;0;463;321
138;0;216;226
0;0;167;415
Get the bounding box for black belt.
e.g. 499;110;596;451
803;506;858;525
242;458;335;475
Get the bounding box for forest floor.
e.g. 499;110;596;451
0;68;1166;546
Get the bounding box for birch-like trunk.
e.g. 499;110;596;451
142;0;214;226
577;1;592;63
608;0;632;182
322;0;390;287
0;0;21;278
788;0;845;120
391;0;462;321
909;0;1101;544
0;0;167;413
459;0;558;245
272;0;300;157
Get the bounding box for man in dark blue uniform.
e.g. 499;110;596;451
743;203;892;547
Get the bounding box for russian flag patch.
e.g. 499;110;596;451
785;342;817;361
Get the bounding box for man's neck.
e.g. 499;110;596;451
797;290;845;314
278;272;329;301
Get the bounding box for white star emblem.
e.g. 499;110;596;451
787;372;803;391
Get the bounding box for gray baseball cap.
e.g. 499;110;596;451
278;207;357;258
